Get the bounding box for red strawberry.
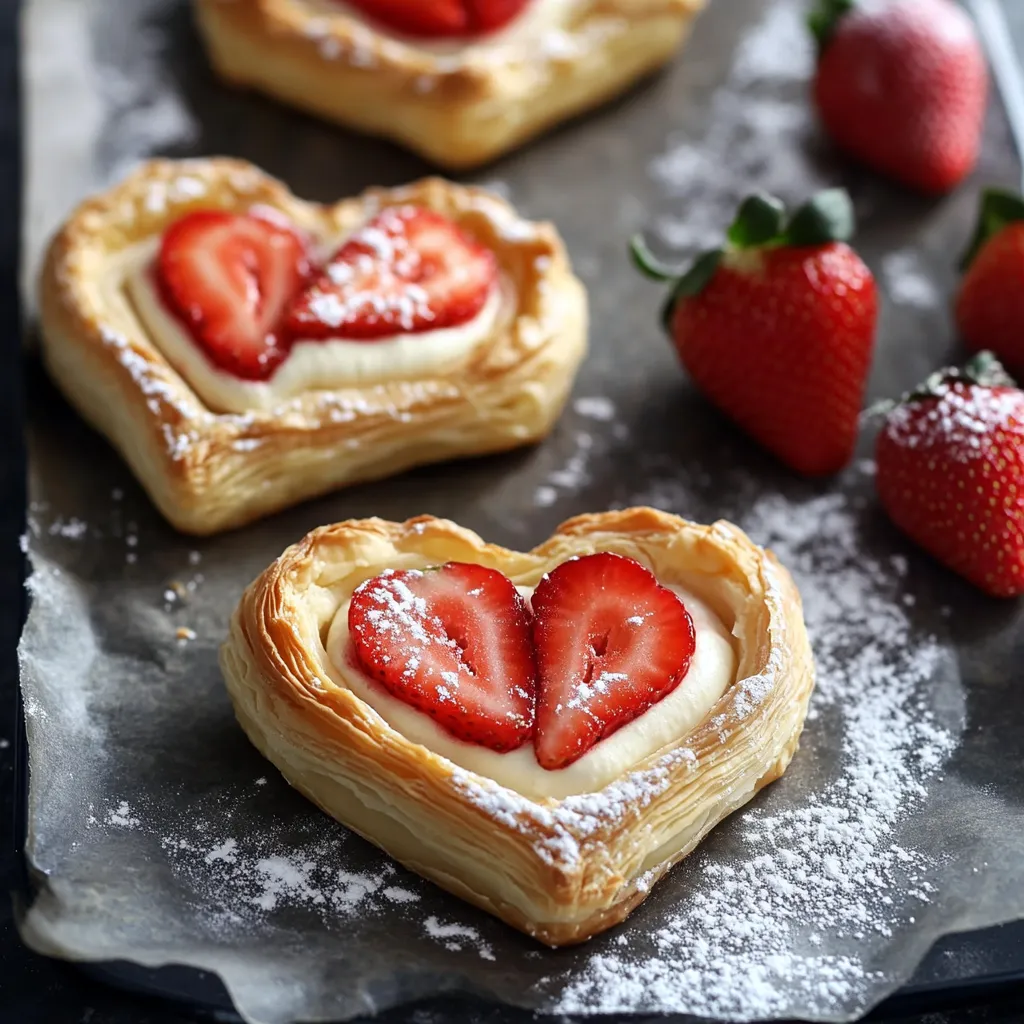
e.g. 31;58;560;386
531;553;696;771
156;208;312;380
345;0;528;39
286;206;498;341
875;353;1024;598
810;0;987;194
632;190;877;477
956;189;1024;374
348;562;536;751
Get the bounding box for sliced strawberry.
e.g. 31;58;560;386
531;553;696;771
157;209;312;381
348;562;535;752
345;0;528;37
285;206;497;341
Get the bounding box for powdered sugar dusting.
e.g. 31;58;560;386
552;481;961;1018
424;916;495;960
882;381;1024;463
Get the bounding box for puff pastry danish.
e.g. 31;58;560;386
193;0;707;169
38;158;586;534
220;508;815;945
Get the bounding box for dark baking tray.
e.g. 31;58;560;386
5;0;1024;1018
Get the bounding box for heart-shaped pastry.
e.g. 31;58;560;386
194;0;707;170
220;508;815;945
37;158;587;534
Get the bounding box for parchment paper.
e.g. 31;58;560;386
17;1;1024;1022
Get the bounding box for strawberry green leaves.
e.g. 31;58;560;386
808;0;856;52
630;188;856;329
959;188;1024;271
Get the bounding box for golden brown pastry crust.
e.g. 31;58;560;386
37;158;587;535
220;508;816;946
193;0;706;169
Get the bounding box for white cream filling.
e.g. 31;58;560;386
122;237;508;415
317;0;578;57
325;582;736;799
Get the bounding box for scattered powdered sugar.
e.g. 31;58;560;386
573;396;617;422
552;483;961;1019
47;516;89;540
533;432;594;507
0;739;10;750
383;886;421;904
104;801;141;829
424;917;495;960
881;250;940;309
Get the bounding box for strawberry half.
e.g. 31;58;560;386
632;189;877;477
875;353;1024;598
531;553;696;771
286;206;498;341
345;0;529;37
348;562;536;751
156;209;312;381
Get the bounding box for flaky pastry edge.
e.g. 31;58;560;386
220;507;815;945
193;0;707;168
37;158;587;534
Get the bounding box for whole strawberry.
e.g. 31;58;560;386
810;0;987;194
632;189;877;476
956;189;1024;374
875;353;1024;598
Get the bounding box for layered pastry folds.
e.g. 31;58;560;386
220;508;816;945
37;158;587;534
193;0;707;169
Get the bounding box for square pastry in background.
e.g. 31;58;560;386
37;158;587;534
193;0;707;168
220;509;815;945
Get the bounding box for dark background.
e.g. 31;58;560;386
2;2;1024;1022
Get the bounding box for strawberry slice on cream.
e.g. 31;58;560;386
343;0;531;39
155;209;312;381
332;553;729;798
286;206;498;341
531;553;697;770
127;203;504;413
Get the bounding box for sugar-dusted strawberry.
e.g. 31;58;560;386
632;190;877;477
157;208;312;380
346;0;529;38
348;562;536;751
809;0;987;194
531;553;696;770
286;206;498;341
956;189;1024;374
875;352;1024;598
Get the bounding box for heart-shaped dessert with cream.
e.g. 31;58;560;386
220;508;815;945
38;158;587;535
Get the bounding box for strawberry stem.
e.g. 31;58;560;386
808;0;856;52
782;189;855;247
629;235;683;281
727;194;786;248
958;187;1024;270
